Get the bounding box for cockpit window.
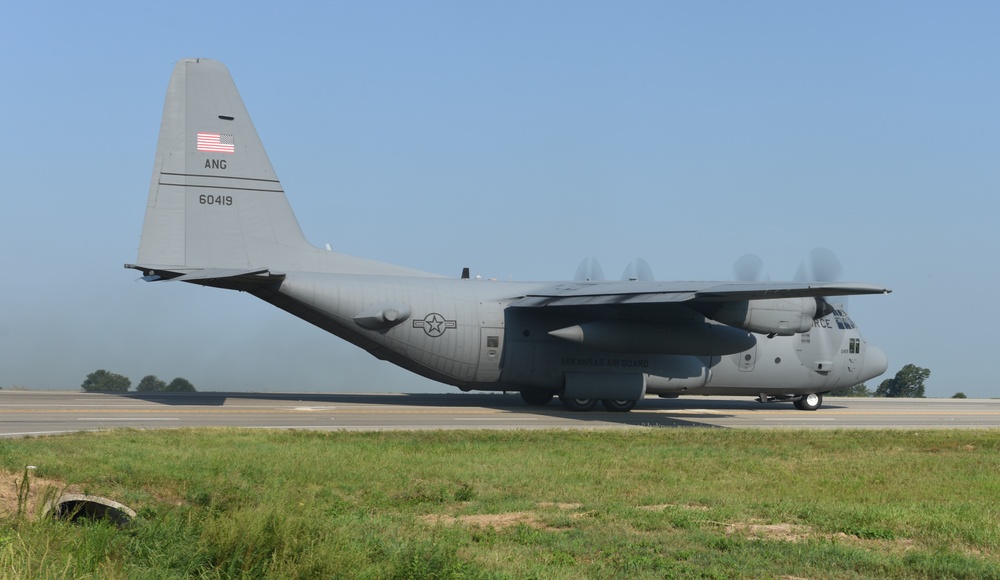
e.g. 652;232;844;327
833;309;856;330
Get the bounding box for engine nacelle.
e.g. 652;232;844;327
548;320;755;355
709;297;819;335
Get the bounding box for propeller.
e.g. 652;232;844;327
795;247;847;316
733;253;766;282
574;257;605;282
794;247;844;283
621;258;655;282
732;248;848;318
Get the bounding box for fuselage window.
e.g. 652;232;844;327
834;310;857;330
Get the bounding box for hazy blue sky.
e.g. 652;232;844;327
1;2;997;397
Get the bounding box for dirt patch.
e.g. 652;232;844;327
537;502;583;510
638;503;710;512
725;523;813;542
422;503;600;531
0;469;81;520
722;520;917;553
422;511;556;530
832;532;917;554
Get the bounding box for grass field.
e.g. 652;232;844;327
1;428;999;578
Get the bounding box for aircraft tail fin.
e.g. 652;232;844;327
135;58;314;273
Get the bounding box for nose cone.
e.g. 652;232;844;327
861;345;888;381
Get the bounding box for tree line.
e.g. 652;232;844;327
79;363;952;398
830;363;966;398
81;370;196;393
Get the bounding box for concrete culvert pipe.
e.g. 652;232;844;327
47;494;137;528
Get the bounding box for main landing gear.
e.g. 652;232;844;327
557;396;638;412
558;396;598;412
518;390;638;412
598;399;638;412
519;388;554;406
793;392;823;411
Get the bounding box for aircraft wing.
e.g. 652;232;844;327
511;281;891;308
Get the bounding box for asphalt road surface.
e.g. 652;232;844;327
2;391;999;437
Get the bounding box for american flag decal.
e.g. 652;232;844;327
197;132;235;153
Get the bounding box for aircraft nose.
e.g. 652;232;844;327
862;344;888;381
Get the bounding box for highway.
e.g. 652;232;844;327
2;391;999;437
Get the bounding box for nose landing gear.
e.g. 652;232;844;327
758;392;825;411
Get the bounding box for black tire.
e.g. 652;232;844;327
601;399;637;412
520;389;554;406
559;396;599;412
793;393;823;411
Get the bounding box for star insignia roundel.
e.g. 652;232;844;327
412;313;458;337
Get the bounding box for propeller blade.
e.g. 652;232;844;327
795;247;844;283
621;258;654;281
733;254;765;282
795;247;848;314
808;247;843;282
574;257;605;282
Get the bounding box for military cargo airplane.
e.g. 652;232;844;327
126;58;890;412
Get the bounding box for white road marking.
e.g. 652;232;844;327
1;431;77;437
454;417;539;421
1;404;167;408
764;418;836;421
77;418;180;421
252;426;340;429
643;409;728;415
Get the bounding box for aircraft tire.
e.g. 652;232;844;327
559;396;599;412
601;399;637;412
793;393;823;411
520;389;554;406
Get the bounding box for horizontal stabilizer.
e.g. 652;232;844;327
167;268;281;283
125;263;284;288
